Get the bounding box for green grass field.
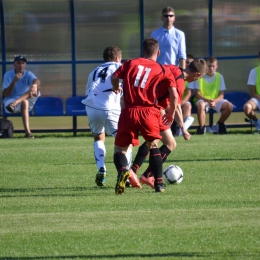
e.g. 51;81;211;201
1;133;260;259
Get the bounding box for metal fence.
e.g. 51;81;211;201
1;0;260;116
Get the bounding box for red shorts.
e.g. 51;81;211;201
115;107;162;147
159;119;170;132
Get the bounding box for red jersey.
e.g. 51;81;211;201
156;65;185;109
113;58;176;108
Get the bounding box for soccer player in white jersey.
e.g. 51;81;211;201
82;46;135;187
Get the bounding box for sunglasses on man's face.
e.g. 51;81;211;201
163;14;175;18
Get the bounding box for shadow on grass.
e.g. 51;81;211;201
0;251;258;259
0;186;116;198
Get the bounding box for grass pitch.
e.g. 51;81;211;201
0;133;260;259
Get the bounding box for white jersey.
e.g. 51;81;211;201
82;61;122;111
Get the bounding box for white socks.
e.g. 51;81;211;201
125;146;132;170
177;116;194;136
93;140;106;171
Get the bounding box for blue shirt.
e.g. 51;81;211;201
2;69;37;103
151;26;186;65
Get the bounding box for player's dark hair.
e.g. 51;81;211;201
189;58;208;75
162;6;174;14
142;38;159;57
103;46;122;62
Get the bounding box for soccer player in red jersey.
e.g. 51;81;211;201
130;59;208;189
111;38;178;194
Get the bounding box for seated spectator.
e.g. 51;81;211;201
2;55;41;138
182;54;195;128
172;54;195;136
243;51;260;132
189;56;233;134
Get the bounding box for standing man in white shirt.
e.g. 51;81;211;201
243;51;260;132
151;6;187;68
81;46;134;187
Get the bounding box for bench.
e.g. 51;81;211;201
2;96;88;136
191;91;251;129
2;91;252;135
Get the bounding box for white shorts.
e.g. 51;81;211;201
251;98;260;111
86;106;120;137
4;91;41;114
196;99;229;113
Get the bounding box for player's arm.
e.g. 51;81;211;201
181;88;192;105
179;58;186;69
213;90;224;104
30;78;40;97
174;104;191;140
163;87;178;125
250;85;260;100
111;75;122;94
3;74;19;97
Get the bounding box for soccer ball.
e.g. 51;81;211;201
163;165;183;184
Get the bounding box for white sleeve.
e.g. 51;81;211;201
85;71;94;96
219;75;226;91
189;80;200;90
247;68;256;86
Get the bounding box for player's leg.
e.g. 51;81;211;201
130;142;149;174
93;132;107;186
216;100;233;134
87;107;107;186
114;145;131;194
196;100;207;134
20;99;33;137
140;128;176;188
146;139;165;192
243;99;258;121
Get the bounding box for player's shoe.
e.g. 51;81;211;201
216;122;228;134
196;125;206;135
95;167;106;187
154;183;166;193
256;120;260;132
115;170;130;195
128;169;142;188
125;179;132;188
139;174;154;189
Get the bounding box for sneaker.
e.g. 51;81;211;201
154;183;166;193
256;120;260;131
196;125;206;135
139;174;154;189
128;169;142;188
217;122;228;134
115;170;130;195
25;133;34;138
95;167;106;187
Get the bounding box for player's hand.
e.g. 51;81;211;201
162;113;174;126
209;99;215;107
182;129;191;140
30;84;38;97
14;72;23;81
112;86;122;94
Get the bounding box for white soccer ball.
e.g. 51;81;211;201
163;165;184;184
